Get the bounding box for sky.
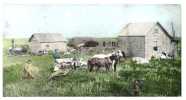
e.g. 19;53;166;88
3;4;181;39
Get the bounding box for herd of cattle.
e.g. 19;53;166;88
53;50;125;72
7;43;173;73
52;49;172;73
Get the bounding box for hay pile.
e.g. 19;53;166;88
22;62;39;79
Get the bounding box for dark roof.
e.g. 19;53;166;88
29;33;65;43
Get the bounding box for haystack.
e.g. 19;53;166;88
22;60;39;79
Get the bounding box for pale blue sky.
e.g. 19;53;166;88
3;4;181;39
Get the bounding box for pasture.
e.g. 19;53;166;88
3;38;181;96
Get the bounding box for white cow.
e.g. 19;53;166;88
132;57;149;64
54;64;61;72
92;50;124;59
56;58;74;64
158;51;172;59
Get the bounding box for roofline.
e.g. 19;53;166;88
119;22;177;42
156;22;174;40
28;34;34;42
40;41;67;43
29;33;65;42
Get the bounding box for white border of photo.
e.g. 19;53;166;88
0;0;185;100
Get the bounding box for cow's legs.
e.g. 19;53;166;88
96;65;100;72
114;60;118;72
89;64;93;72
105;64;109;71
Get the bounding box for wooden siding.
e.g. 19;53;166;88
118;36;145;57
145;24;173;59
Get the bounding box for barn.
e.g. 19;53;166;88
118;22;177;60
29;33;67;54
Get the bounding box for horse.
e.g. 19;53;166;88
88;50;125;72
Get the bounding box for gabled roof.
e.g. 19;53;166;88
119;22;175;40
29;33;65;43
119;22;155;36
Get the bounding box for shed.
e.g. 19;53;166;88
29;33;67;54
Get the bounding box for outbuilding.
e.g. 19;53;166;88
29;33;67;54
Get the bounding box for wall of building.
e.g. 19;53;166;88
70;37;119;49
145;25;173;59
96;38;119;48
30;41;67;53
30;40;41;53
40;42;67;52
118;36;145;57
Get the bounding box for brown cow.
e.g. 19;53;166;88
87;57;112;72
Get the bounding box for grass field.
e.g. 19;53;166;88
3;38;181;96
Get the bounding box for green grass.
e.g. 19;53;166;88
3;38;29;67
3;38;181;96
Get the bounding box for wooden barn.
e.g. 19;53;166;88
29;33;67;54
118;22;177;59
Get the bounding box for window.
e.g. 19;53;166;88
112;42;115;46
153;46;158;51
46;44;50;47
154;28;159;33
153;40;158;51
153;40;158;46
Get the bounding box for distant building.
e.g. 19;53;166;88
118;22;177;59
29;33;67;54
69;37;119;48
96;37;119;48
68;37;96;46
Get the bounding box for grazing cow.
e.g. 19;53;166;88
55;58;84;71
53;63;61;71
79;59;87;67
89;50;126;72
160;51;172;59
88;57;112;72
132;57;149;64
